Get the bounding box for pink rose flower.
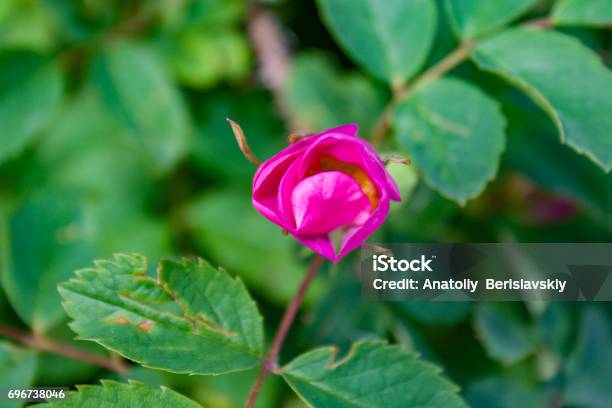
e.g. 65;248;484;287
252;124;400;262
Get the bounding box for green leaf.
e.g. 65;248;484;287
39;380;202;408
472;28;612;171
445;0;537;39
394;77;505;204
158;258;263;355
504;104;612;228
283;52;386;135
536;303;576;358
386;184;461;241
161;27;250;89
40;0;109;43
473;303;537;365
427;0;462;66
316;0;437;84
465;376;546;408
0;0;56;51
282;340;467;408
92;204;173;261
184;191;323;305
396;302;472;326
552;0;612;27
382;153;419;211
301;269;388;350
92;42;191;174
564;307;612;408
39;87;152;200
59;254;263;375
0;342;36;408
0;189;95;332
158;0;244;31
0;50;62;164
35;87;174;258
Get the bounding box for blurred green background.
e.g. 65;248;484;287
0;0;611;407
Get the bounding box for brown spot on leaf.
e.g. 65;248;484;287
115;316;130;325
138;320;153;332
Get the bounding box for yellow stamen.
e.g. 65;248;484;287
306;157;379;211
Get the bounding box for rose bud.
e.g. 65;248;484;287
252;124;400;262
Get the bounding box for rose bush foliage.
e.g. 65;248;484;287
0;0;610;407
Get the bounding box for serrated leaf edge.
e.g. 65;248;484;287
281;339;465;408
58;253;262;376
157;257;264;354
471;29;612;172
58;379;203;407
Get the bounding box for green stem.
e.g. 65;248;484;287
370;41;474;147
370;17;554;146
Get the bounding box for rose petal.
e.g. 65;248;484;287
296;133;395;202
292;233;336;261
337;191;391;259
253;150;301;227
291;171;371;235
318;123;359;138
251;123;400;262
386;172;401;201
277;158;302;229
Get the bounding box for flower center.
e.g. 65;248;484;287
306;157;379;212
